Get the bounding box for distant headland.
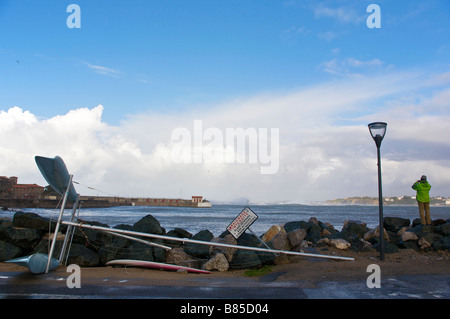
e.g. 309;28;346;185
325;196;450;206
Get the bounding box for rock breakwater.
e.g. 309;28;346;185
1;211;449;272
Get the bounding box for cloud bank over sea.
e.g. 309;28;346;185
1;70;450;203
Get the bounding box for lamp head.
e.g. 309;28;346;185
368;122;387;148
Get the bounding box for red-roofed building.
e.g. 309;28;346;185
0;176;44;199
192;196;203;203
12;183;44;199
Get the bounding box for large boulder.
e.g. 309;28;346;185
229;250;261;270
422;232;444;251
400;231;418;242
236;233;260;247
283;221;308;233
209;234;237;262
435;222;450;237
411;224;434;237
111;224;135;247
432;219;447;226
97;225;135;265
411;224;446;250
287;228;307;247
419;238;432;251
72;221;113;252
184;229;214;259
437;237;450;251
167;228;192;239
412;218;423;228
330;238;351;250
383;217;410;233
165;247;200;268
165;228;192;248
305;221;321;244
310;217;339;238
98;245;120;265
261;225;285;242
341;220;369;239
33;232;66;257
347;238;373;252
67;244;100;266
363;226;390;244
384;242;399;254
132;214;165;235
150;239;167;262
114;224;133;231
316;238;330;246
397;240;420;251
0;241;23;261
0;223;42;251
371;241;399;254
119;242;154;261
280;219;332;245
267;232;291;251
202;253;229;272
317;238;351;250
12;211;54;232
0;219;11;227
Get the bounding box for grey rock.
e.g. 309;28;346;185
203;253;229;272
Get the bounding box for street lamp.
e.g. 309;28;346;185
368;122;387;261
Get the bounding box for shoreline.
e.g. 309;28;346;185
3;202;450;209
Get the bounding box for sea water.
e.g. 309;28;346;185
20;204;450;237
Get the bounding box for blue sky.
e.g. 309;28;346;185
2;0;448;123
1;1;450;203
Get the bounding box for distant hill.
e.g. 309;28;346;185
325;196;449;206
325;196;378;205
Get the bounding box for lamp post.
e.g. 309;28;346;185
368;122;387;261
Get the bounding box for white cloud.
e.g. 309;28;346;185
318;31;338;42
1;71;449;202
82;61;121;78
0;106;37;130
313;3;363;24
346;58;383;68
319;57;385;76
280;25;310;44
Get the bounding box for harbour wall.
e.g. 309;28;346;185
0;196;211;209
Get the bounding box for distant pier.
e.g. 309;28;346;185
0;195;212;209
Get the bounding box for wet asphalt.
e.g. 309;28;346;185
0;271;448;299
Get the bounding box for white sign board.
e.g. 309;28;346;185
227;206;259;239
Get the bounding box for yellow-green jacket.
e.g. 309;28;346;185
412;181;431;203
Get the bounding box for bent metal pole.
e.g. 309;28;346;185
59;194;81;265
61;220;355;262
45;174;73;273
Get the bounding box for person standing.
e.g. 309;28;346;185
412;175;432;225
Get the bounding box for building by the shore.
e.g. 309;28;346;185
0;176;44;200
0;176;211;209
